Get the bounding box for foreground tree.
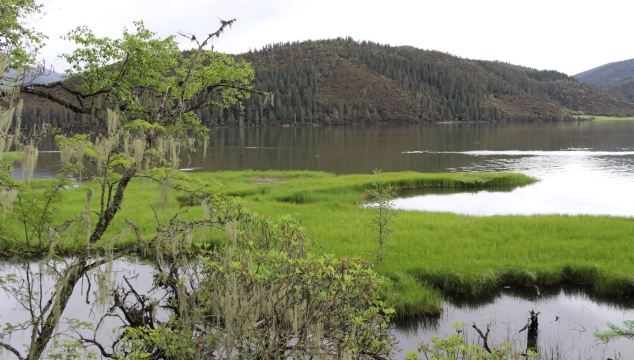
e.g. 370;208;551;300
1;3;394;359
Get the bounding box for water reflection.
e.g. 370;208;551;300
0;259;157;357
393;285;634;359
396;184;526;198
394;149;634;216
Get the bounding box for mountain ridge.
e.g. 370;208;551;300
575;58;634;85
17;38;634;131
574;58;634;105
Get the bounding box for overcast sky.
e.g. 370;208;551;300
34;0;632;76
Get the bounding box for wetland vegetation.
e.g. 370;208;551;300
5;170;634;319
576;115;634;121
0;151;23;162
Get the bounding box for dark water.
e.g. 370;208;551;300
21;120;634;216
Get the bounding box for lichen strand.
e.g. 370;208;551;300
0;105;17;158
0;188;18;220
84;188;94;242
20;142;38;180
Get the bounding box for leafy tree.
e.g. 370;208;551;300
1;3;394;359
0;0;45;72
111;214;394;359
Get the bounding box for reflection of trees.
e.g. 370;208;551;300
395;183;528;200
391;315;441;336
394;285;634;336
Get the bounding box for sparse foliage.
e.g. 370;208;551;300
407;323;538;360
107;215;394;359
595;320;634;342
368;169;397;264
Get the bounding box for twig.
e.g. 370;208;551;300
472;322;492;354
0;341;25;360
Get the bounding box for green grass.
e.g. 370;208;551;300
1;151;24;162
577;115;634;121
4;170;634;318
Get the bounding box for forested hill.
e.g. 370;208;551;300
19;38;634;131
231;39;634;125
575;58;634;85
575;58;634;104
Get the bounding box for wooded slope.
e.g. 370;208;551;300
20;38;634;130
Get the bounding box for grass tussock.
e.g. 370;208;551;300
1;151;24;162
578;115;634;121
3;170;633;317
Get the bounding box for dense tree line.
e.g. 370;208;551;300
20;38;634;129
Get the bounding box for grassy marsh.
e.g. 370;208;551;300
1;151;24;162
577;115;634;121
3;170;634;317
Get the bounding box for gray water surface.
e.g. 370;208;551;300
3;261;634;360
19;120;634;217
394;286;634;359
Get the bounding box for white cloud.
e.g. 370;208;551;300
35;0;634;75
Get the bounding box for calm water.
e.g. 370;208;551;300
8;120;634;358
22;120;634;216
3;261;633;360
395;286;634;359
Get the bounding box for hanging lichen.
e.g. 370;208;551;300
20;142;38;180
123;130;130;155
202;136;209;161
170;139;180;169
132;136;145;166
94;251;115;313
84;188;94;242
13;100;23;145
46;227;59;261
0;106;16;158
106;108;119;137
159;175;171;210
0;188;18;221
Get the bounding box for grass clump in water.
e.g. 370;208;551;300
1;151;24;162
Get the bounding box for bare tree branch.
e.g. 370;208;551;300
0;341;25;360
472;322;492;354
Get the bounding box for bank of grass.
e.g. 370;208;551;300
238;191;634;317
1;151;24;162
4;170;634;318
577;115;634;121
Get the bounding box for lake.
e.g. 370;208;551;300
23;120;634;216
7;120;634;358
